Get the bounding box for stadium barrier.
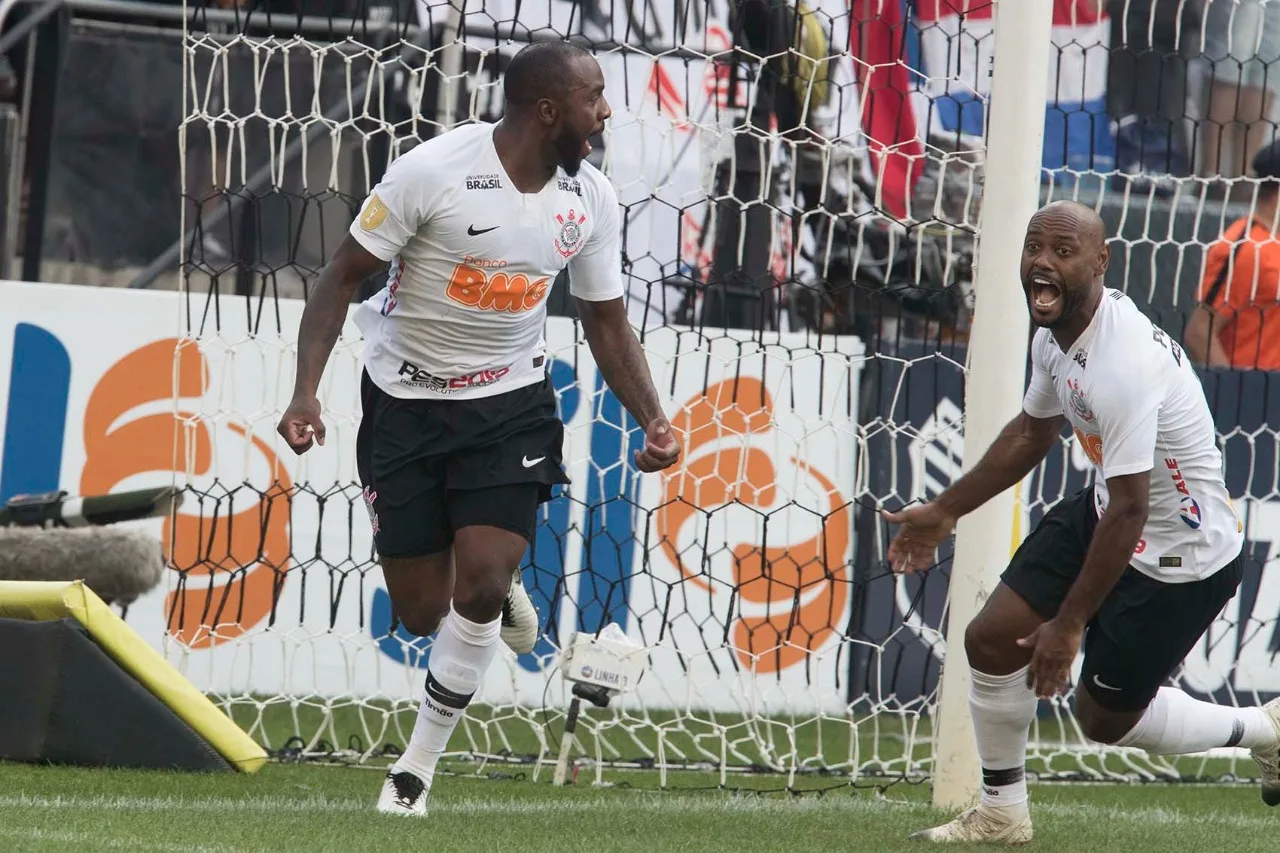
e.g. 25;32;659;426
3;276;1277;787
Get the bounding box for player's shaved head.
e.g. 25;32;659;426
503;41;595;108
1020;200;1110;341
1027;200;1106;250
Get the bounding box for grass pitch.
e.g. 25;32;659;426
1;760;1276;853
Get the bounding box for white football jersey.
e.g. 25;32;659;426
349;122;625;400
1022;288;1243;582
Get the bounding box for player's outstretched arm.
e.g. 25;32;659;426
936;411;1064;519
277;235;387;455
574;296;681;473
882;410;1063;574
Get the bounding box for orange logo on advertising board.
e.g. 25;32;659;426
655;377;851;673
447;257;551;313
79;338;292;648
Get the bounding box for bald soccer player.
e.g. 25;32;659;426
883;201;1280;843
276;41;681;816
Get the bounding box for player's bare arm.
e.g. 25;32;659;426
882;410;1063;574
1018;470;1149;699
575;296;680;472
277;235;386;454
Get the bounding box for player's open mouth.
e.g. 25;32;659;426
1030;275;1061;311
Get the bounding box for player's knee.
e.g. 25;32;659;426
451;560;511;622
1075;689;1141;744
1076;709;1134;745
964;617;1007;674
394;599;450;638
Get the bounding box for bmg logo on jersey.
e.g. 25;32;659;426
446;258;551;313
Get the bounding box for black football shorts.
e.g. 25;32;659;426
355;370;570;557
1001;487;1243;713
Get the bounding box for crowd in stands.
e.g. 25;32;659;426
1112;0;1280;192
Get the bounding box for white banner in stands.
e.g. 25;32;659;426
0;279;864;715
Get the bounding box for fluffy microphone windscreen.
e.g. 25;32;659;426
0;526;165;606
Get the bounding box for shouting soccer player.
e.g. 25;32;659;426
884;200;1280;844
276;41;681;817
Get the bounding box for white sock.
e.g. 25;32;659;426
391;606;501;788
971;666;1039;809
1116;687;1279;755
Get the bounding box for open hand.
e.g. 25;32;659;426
1017;618;1082;699
634;417;681;473
880;502;956;574
277;395;325;455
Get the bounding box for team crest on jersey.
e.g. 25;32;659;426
1066;378;1094;423
554;210;587;258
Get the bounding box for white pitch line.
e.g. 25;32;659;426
0;825;233;853
0;791;1275;829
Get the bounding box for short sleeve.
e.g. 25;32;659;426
567;178;626;302
1092;368;1161;480
1022;335;1064;419
349;153;434;262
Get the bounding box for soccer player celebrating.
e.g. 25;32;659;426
884;200;1280;844
276;41;681;817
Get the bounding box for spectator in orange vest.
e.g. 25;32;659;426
1185;139;1280;370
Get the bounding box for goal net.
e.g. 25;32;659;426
152;0;1275;786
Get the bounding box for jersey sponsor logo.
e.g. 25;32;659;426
359;193;389;231
446;261;551;313
1066;378;1094;423
1166;458;1204;529
553;209;587;258
461;254;506;268
1073;349;1088;369
397;359;510;392
465;173;502;191
1180;495;1203;529
557;177;582;196
1074;428;1103;466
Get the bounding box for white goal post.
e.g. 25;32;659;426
933;0;1054;811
